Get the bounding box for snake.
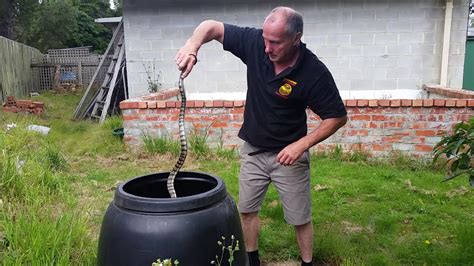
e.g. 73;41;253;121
166;76;188;198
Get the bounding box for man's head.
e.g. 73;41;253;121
262;7;303;65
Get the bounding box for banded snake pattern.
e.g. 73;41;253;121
166;76;188;198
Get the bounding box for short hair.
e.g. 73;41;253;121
269;7;304;36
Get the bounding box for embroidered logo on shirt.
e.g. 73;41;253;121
276;78;298;99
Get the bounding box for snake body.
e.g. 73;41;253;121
166;77;188;198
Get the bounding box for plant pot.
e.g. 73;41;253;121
97;171;248;266
112;127;124;139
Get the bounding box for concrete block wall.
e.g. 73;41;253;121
123;0;470;99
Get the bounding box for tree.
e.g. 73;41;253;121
0;0;14;38
0;0;122;53
32;1;78;51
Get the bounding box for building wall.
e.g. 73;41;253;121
121;96;473;157
123;0;470;99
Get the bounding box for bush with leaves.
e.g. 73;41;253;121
433;117;474;186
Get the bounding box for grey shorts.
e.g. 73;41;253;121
238;142;311;226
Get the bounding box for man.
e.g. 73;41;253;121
176;7;347;266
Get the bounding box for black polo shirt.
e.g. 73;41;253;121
223;23;347;152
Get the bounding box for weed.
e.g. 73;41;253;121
143;59;162;93
102;115;123;131
211;235;240;266
152;258;179;266
142;134;181;157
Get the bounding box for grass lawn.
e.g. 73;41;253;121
0;91;473;265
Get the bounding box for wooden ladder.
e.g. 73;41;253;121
73;19;124;121
90;32;125;123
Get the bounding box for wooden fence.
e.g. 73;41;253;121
0;36;43;103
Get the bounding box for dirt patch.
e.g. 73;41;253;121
341;220;374;234
445;186;469;198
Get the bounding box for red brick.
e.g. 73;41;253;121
224;101;234;108
33;102;44;107
213;100;224;107
468;100;474;107
3;106;18;113
348;129;368;136
444;99;456;107
234;100;244;107
176;101;182;108
415;144;433;152
401;99;412;107
186;101;195;108
204;100;213;107
166;101;176;108
123;115;139;121
371;144;386;151
120;101;139;109
16;100;32;108
346;99;357;107
157;101;166;108
368;100;378;107
379;100;390;107
413;122;427;129
456;99;467;107
382;135;403;142
415;130;436;136
369;122;379;128
357;99;369;107
146;116;159;121
230;108;244;114
372;115;386;121
194;100;204;108
390;99;401;107
412;99;423;107
423;99;434;107
211;121;228;128
433;99;445;107
351;115;371;121
136;102;147;109
147;101;157;109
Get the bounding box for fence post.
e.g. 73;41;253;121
78;61;83;89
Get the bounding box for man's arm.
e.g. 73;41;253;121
176;20;224;78
277;116;347;166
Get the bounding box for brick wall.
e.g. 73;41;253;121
123;0;469;99
121;95;473;157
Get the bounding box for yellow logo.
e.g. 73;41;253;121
279;83;292;96
276;78;298;98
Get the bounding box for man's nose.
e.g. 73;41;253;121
265;45;272;54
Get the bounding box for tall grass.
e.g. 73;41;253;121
142;134;180;156
0;92;472;265
0;119;95;264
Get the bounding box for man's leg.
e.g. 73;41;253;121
295;221;313;263
241;211;260;251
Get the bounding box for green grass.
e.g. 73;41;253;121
0;91;473;265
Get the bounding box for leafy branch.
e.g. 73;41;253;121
433;117;474;186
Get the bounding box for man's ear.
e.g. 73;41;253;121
294;32;302;46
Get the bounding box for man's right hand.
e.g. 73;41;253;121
175;47;198;79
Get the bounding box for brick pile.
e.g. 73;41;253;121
2;96;44;114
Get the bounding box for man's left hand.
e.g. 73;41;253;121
277;141;307;166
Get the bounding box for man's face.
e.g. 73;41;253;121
262;20;300;65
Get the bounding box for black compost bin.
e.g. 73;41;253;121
97;171;248;266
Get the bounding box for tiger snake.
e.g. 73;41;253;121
166;76;188;198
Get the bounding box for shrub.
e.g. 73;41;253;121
433;117;474;186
